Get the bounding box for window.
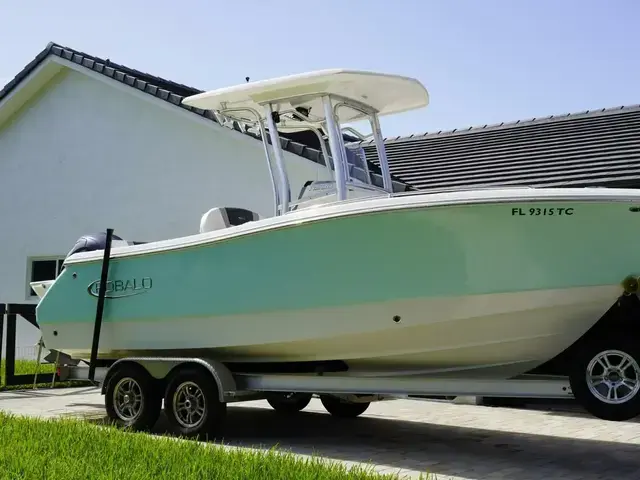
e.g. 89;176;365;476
28;257;65;297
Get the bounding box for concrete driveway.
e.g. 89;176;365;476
1;387;639;479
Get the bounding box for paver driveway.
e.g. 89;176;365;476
1;387;639;479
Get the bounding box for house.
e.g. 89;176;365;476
0;42;405;359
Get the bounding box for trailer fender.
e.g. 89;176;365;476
101;357;236;403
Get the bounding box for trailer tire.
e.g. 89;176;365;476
267;392;312;414
320;395;370;418
569;335;640;421
163;367;227;439
104;366;161;431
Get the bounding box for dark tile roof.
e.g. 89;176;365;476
0;42;409;191
360;104;640;190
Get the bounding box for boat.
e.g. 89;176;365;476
31;68;640;385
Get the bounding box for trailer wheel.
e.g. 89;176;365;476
569;335;640;421
320;395;370;418
267;392;312;414
104;366;161;431
163;367;227;438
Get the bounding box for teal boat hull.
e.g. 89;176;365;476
33;189;640;378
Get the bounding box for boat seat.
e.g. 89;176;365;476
199;207;260;233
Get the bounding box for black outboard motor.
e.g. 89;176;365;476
66;232;126;258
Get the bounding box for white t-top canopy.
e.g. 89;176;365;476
182;69;429;125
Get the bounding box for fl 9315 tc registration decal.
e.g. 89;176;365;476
511;207;574;216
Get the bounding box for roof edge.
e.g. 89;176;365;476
0;42;408;190
358;103;640;146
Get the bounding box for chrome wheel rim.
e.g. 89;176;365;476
586;349;640;404
113;377;144;421
173;381;206;428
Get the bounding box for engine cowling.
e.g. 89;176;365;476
66;232;127;258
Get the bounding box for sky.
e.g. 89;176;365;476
1;0;638;139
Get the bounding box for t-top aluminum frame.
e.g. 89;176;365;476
217;93;393;218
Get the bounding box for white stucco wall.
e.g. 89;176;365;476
0;68;331;358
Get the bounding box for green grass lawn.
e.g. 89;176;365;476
0;412;426;480
1;358;87;390
0;361;434;478
0;358;53;387
0;358;55;379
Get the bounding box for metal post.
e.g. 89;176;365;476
308;127;333;172
336;123;350;184
88;228;114;382
369;113;393;193
263;104;290;215
0;304;4;387
51;349;60;388
321;96;348;201
5;313;16;386
33;336;43;389
257;119;281;217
